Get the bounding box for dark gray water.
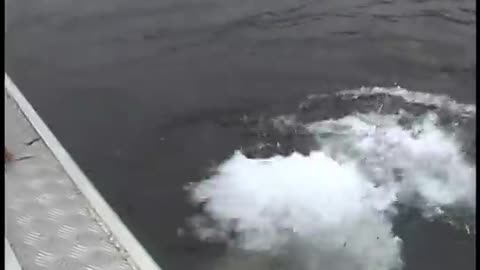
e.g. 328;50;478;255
6;0;475;269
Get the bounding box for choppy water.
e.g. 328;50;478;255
6;0;475;269
187;88;475;270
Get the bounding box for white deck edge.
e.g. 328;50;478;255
5;239;22;270
5;73;162;270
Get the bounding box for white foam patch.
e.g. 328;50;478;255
307;112;475;210
187;111;475;270
305;86;476;117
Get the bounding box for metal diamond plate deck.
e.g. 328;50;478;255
5;90;139;270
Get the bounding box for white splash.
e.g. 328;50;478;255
187;93;475;270
307;112;475;211
190;150;404;270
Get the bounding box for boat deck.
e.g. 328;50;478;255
5;75;161;270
